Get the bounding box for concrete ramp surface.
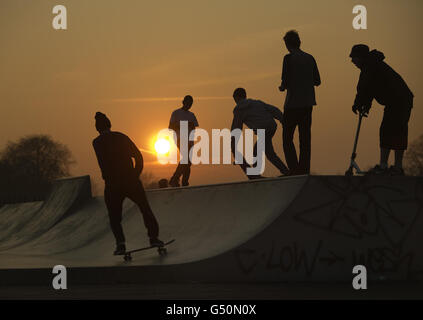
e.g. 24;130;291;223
0;176;91;251
0;175;422;285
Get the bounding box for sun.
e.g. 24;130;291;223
154;138;171;155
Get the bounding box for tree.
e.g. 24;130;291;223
0;135;75;204
404;134;423;176
1;135;74;182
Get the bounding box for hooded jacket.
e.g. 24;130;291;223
354;50;414;109
231;99;283;131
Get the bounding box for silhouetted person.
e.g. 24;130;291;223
168;95;199;187
279;30;321;175
231;88;289;178
92;112;163;255
350;44;414;175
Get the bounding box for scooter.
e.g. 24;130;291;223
345;112;367;176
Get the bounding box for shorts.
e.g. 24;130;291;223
380;102;412;150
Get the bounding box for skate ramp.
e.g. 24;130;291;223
0;176;307;268
0;202;43;243
0;176;91;251
0;175;422;284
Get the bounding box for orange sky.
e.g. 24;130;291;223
0;0;422;190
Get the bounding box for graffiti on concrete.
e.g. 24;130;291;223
292;177;423;249
351;247;417;275
234;177;423;279
235;241;324;276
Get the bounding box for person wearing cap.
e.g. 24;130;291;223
168;95;199;187
279;30;321;175
231;87;289;178
92;112;163;255
350;44;414;175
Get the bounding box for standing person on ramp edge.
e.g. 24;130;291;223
279;30;321;175
93;112;163;255
350;44;414;175
168;95;199;187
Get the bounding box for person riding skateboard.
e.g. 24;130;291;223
350;44;414;175
231;87;289;178
92;112;163;255
168;95;199;187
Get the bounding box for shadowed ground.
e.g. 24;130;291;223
1;282;422;300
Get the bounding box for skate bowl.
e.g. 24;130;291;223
0;175;422;285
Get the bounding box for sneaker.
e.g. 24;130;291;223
150;238;165;247
366;165;389;175
114;243;126;255
389;166;405;176
169;178;180;188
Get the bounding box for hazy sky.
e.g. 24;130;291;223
0;0;422;189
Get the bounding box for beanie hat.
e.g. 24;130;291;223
95;112;111;131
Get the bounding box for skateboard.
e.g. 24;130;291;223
123;239;175;261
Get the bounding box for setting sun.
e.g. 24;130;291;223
154;138;171;155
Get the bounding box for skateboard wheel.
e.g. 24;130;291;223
124;254;132;261
158;248;167;256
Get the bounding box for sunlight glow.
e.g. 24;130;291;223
154;138;171;155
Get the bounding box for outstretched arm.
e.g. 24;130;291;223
263;102;284;123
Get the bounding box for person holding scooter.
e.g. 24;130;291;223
349;44;414;176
